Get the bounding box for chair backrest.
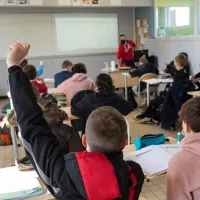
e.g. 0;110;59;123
138;73;158;84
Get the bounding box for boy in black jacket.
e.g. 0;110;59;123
7;42;144;200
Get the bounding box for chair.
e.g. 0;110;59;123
137;73;158;105
124;117;130;145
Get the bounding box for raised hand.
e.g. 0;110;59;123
6;42;30;68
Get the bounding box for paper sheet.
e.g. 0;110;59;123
82;0;90;5
92;0;99;5
0;167;42;199
6;0;17;5
110;0;121;6
138;28;142;35
137;20;141;28
160;144;181;156
144;78;173;84
58;0;71;5
29;0;42;5
72;0;82;6
125;146;173;177
143;20;148;33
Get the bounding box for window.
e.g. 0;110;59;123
165;7;190;27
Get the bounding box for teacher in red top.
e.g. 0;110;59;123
117;34;136;68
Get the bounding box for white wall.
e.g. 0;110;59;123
144;37;200;75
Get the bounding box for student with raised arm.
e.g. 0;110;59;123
7;42;144;200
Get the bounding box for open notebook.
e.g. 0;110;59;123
0;167;42;200
124;144;181;177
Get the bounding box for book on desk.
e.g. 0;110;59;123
0;167;43;200
124;144;181;177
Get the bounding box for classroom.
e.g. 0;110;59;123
0;0;200;200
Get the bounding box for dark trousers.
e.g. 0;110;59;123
142;96;165;119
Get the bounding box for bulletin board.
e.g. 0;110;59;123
136;18;149;50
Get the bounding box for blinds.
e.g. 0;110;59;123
156;0;194;7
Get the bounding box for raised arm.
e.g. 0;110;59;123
7;43;66;197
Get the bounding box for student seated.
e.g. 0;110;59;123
23;64;48;94
71;73;133;119
164;52;190;76
54;60;73;88
55;63;95;106
130;54;159;95
134;54;189;123
7;42;144;199
167;97;200;200
38;94;84;153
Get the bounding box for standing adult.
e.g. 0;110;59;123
117;34;136;68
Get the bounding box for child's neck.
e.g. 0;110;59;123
176;65;184;71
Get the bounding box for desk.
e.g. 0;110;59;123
48;88;64;95
60;107;79;120
44;78;54;85
101;68;139;89
187;91;200;97
123;136;177;157
142;79;173;106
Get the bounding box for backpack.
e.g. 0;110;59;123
0;125;12;146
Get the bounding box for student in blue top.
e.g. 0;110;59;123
54;60;73;87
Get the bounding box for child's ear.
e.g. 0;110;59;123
82;134;87;148
120;139;127;151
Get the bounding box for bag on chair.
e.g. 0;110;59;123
0;125;12;146
134;134;166;150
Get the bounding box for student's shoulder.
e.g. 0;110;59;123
54;71;63;77
169;150;190;170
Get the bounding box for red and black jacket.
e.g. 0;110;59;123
9;66;144;200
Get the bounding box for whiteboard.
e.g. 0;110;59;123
53;13;119;55
0;14;54;59
0;13;119;58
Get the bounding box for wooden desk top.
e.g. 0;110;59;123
123;137;177;157
60;107;79;120
187;91;200;96
48;88;64;95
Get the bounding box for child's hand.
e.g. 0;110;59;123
6;42;30;68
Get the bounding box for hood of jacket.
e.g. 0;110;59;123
181;133;200;156
71;73;88;82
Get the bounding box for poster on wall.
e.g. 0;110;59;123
82;0;90;6
72;0;81;6
18;0;28;5
0;0;5;5
6;0;17;5
91;0;99;6
29;0;42;5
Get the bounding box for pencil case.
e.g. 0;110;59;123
134;134;166;150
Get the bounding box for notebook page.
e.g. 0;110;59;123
0;167;42;199
125;146;173;176
160;144;181;156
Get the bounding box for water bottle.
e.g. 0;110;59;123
177;132;181;144
104;62;109;69
158;27;166;39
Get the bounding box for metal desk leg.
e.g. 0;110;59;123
10;127;19;160
147;83;150;106
125;75;128;100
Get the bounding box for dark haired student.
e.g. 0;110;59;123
7;42;144;200
71;73;133;119
117;34;136;68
